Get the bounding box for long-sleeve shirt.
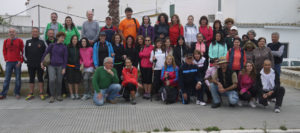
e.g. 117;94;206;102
150;49;166;70
199;25;213;47
138;25;155;42
208;42;228;59
122;67;138;87
80;47;94;68
3;38;24;63
92;66;119;93
154;23;169;40
82;20;100;42
24;37;46;66
238;73;255;93
139;45;154;68
63;27;80;45
169;24;184;46
204;66;217;87
184;24;198;46
41;43;68;68
252;46;274;72
161;65;179;87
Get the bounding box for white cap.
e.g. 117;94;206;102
231;26;238;30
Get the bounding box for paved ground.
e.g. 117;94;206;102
0;86;299;133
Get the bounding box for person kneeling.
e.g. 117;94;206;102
122;58;138;105
92;57;121;106
256;59;285;113
210;56;239;108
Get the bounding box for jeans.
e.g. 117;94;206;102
83;72;93;95
210;83;239;105
274;64;281;76
93;84;121;106
48;65;63;97
1;62;21;96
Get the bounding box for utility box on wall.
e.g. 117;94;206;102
170;4;175;17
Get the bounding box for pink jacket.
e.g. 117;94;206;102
80;47;94;68
204;66;217;87
199;26;213;47
139;45;154;68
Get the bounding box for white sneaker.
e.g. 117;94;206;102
274;107;281;113
196;100;201;105
75;94;80;99
199;101;206;106
71;94;75;100
81;94;91;100
249;100;256;108
237;101;243;107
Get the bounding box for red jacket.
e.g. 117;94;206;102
3;38;24;62
169;24;183;46
122;67;138;87
199;25;213;47
139;44;153;68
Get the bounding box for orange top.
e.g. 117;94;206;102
119;18;140;45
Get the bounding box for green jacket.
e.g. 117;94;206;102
92;66;119;93
44;22;64;40
63;27;80;45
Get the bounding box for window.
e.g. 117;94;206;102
281;43;289;58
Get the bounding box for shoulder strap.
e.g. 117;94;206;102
132;18;138;33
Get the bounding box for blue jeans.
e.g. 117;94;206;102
93;84;121;106
1;62;21;96
210;83;239;105
274;64;281;76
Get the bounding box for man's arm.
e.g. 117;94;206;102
271;45;284;57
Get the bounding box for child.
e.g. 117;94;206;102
204;58;218;103
193;50;207;105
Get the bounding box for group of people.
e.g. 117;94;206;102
0;7;285;113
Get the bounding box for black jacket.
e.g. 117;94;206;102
179;63;202;89
125;46;139;67
255;70;280;94
173;45;189;67
24;37;47;66
154;23;169;40
113;44;125;64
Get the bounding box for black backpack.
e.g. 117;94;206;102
161;86;178;104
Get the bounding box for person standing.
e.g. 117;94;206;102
0;28;24;100
125;36;139;67
100;16;118;43
243;41;256;63
82;10;100;46
119;7;140;46
184;15;198;48
208;31;227;59
63;16;80;46
93;32;115;67
223;18;234;37
226;38;247;73
169;14;184;46
224;26;238;50
212;20;225;43
24;27;47;100
112;33;126;83
199;16;213;48
252;37;274;73
267;32;284;76
45;29;57;46
44;12;64;41
41;32;68;103
173;36;189;67
138;16;155;42
154;13;169;40
247;30;258;46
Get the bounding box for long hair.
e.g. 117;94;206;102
240;61;256;80
193;50;203;60
64;16;75;30
212;31;224;45
154;39;166;52
164;55;176;69
136;35;144;47
126;35;135;48
176;35;186;46
79;37;91;48
213;20;223;30
142;16;151;26
68;35;79;48
170;14;181;27
199;16;209;26
157;13;168;24
112;33;123;46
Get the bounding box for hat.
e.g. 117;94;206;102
217;56;228;64
106;16;112;20
230;26;238;31
99;31;106;36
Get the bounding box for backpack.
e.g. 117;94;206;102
160;86;178;104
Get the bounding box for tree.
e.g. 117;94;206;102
0;16;8;25
108;0;120;27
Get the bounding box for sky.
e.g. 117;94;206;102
0;0;27;15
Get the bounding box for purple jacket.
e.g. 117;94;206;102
138;25;155;42
41;43;68;68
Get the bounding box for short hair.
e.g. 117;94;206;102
47;29;54;33
258;37;266;43
32;27;39;32
272;32;280;37
187;15;194;20
9;28;16;32
79;37;91;48
86;10;93;15
233;37;242;43
199;16;208;25
103;57;113;64
247;30;256;37
56;32;66;38
125;7;133;13
51;12;58;16
224;18;234;24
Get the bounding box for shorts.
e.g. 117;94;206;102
28;65;44;83
140;67;152;84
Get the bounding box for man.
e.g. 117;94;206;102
45;29;57;46
224;26;238;50
100;16;118;43
92;57;121;106
82;10;100;45
210;56;239;108
119;7;140;46
256;59;285;113
24;27;47;100
267;32;284;76
44;12;64;41
0;28;24;99
179;54;203;104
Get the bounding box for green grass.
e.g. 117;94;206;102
163;127;172;132
280;125;287;131
153;128;160;132
239;126;245;130
204;126;220;132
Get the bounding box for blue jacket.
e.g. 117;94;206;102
93;41;114;67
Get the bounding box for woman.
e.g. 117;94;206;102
173;36;189;67
193;50;207;105
112;33;126;83
154;13;169;40
226;38;247;73
213;20;224;42
79;37;94;100
160;55;179;104
138;16;155;42
150;39;166;100
169;14;184;46
122;58;138;105
241;34;249;48
247;30;258;46
184;15;198;47
191;33;207;56
238;62;257;108
164;37;173;56
243;41;256;63
136;35;144;66
66;35;81;100
63;16;80;45
199;16;213;47
41;32;68;103
223;18;234;37
208;31;227;59
139;36;154;99
252;37;274;73
93;32;114;67
125;35;139;67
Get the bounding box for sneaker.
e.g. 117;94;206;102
274;107;281;113
49;97;55;103
81;94;90;100
131;98;136;105
70;94;75;100
0;95;6;100
39;94;45;100
25;94;35;100
271;98;276;103
199;101;207;106
237;101;243;107
15;94;21;100
75;94;80;99
56;96;63;101
196;100;201;105
211;103;221;108
249;99;256;108
143;93;148;99
229;104;236;107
